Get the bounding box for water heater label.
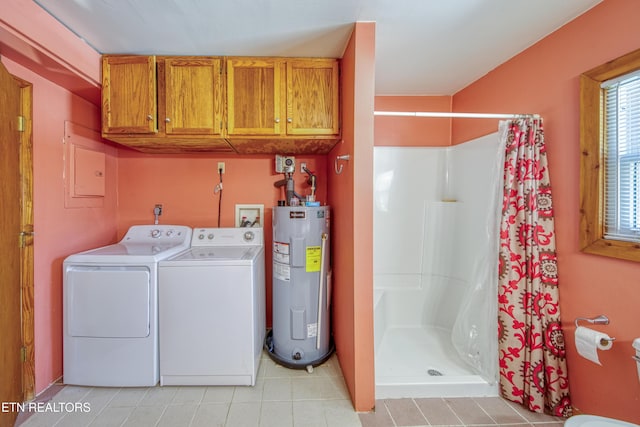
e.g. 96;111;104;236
305;246;321;272
274;263;290;281
274;241;289;254
307;322;318;338
273;241;290;264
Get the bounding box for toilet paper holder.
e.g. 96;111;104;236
574;314;616;342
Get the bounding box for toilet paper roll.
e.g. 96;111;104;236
574;326;613;365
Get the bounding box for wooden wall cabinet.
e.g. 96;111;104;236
225;57;340;154
101;55;157;135
226;58;284;136
101;55;340;154
161;57;224;136
225;57;340;137
286;58;340;136
102;55;232;153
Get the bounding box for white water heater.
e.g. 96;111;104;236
267;205;333;370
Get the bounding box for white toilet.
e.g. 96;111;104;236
564;339;640;427
565;415;639;427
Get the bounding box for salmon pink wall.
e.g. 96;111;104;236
2;58;118;395
452;0;640;422
0;0;101;105
375;96;452;146
116;150;327;326
329;22;376;412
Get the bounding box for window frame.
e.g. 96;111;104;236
580;47;640;262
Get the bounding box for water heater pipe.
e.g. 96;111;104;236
316;233;328;350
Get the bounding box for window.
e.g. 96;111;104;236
580;48;640;262
603;71;640;240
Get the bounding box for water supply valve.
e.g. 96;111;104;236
153;204;163;225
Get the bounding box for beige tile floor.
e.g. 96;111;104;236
15;352;566;427
16;352;360;427
359;397;565;427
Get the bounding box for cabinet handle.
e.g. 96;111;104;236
275;118;280;123
287;118;293;123
165;118;171;123
147;115;153;121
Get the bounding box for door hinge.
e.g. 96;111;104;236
19;231;34;248
21;346;27;362
17;116;25;132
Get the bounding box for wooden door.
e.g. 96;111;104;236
102;55;157;134
226;58;284;136
0;60;23;427
163;57;223;136
286;59;340;135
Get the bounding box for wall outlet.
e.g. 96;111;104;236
300;162;307;173
217;162;225;174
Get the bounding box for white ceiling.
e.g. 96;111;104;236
33;0;601;95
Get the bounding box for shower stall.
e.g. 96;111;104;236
374;132;504;399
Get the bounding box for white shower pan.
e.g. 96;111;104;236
375;289;498;398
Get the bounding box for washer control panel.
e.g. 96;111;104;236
191;227;263;247
122;225;192;244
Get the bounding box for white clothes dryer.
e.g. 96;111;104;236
63;225;192;387
158;227;265;386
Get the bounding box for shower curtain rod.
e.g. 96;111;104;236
374;111;540;119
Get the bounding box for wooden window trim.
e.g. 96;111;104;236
580;48;640;262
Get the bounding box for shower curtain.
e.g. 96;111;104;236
497;119;571;416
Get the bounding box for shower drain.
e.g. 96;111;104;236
427;369;444;376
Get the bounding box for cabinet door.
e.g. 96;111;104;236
286;59;339;135
163;57;223;136
102;56;156;134
226;58;283;136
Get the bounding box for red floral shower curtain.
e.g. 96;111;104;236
497;118;571;416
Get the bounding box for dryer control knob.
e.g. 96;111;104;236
244;231;255;242
151;229;162;238
198;234;205;240
208;234;214;240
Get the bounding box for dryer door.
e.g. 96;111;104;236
66;266;150;338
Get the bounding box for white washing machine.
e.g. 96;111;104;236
158;227;265;386
63;225;192;387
